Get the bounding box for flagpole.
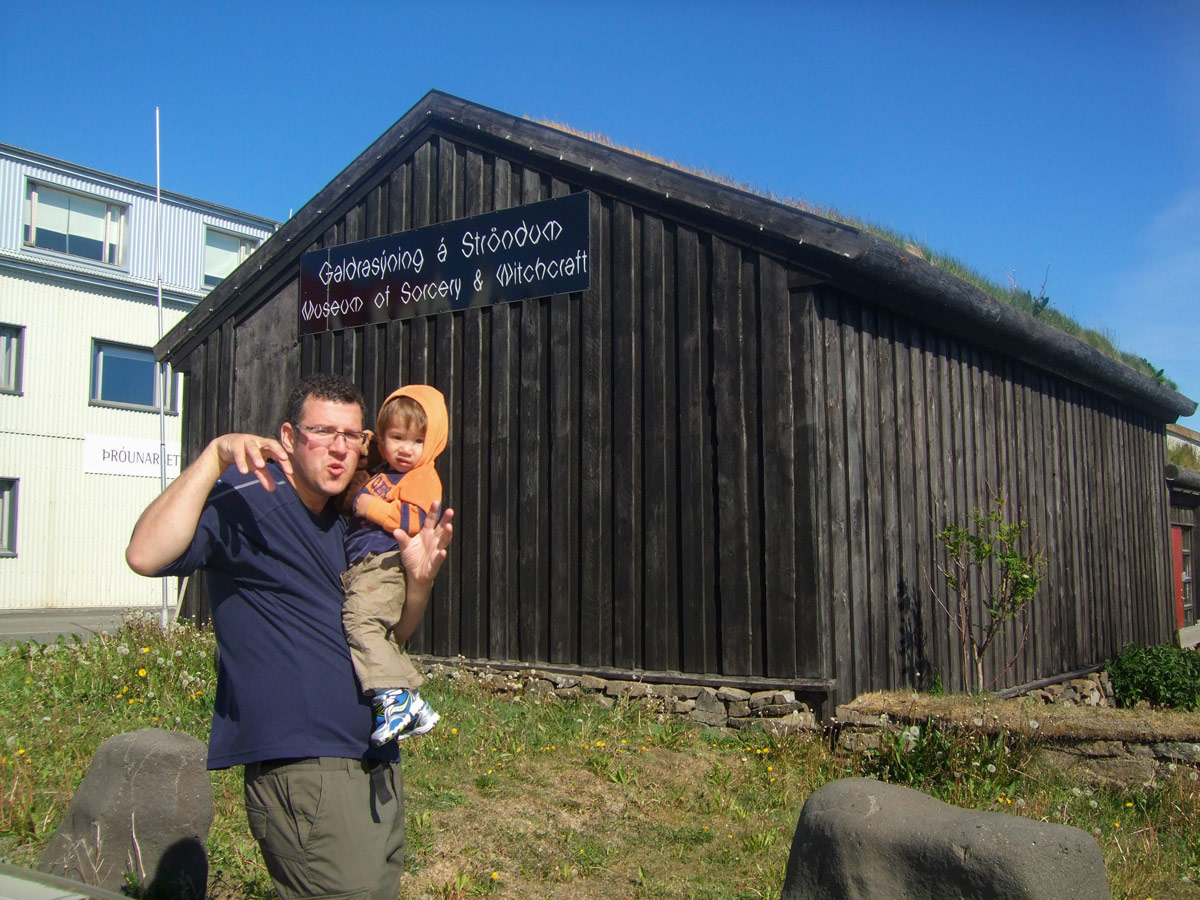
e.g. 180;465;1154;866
155;107;168;629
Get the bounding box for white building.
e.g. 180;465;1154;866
0;144;275;610
1168;422;1200;458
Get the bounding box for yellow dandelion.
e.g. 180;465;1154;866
767;766;773;772
451;727;458;735
491;872;499;880
1125;802;1134;808
1114;821;1121;828
121;686;128;693
621;739;627;744
138;668;147;677
17;749;25;756
141;647;149;653
771;777;776;783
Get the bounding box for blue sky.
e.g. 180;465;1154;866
5;1;1198;428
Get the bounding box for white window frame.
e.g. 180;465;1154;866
0;323;24;395
0;478;16;557
90;339;179;413
204;227;258;287
24;181;127;268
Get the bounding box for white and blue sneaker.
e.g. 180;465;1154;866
371;689;439;746
396;695;439;742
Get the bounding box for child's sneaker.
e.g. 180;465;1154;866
370;689;439;745
370;688;416;746
396;694;439;741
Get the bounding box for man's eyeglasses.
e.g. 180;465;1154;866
291;423;372;448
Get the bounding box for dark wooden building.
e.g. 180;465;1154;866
159;91;1197;711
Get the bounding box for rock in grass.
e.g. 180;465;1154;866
782;777;1110;900
39;728;212;900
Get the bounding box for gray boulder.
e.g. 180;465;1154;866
782;778;1110;900
39;728;212;899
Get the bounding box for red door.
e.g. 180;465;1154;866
1172;526;1186;629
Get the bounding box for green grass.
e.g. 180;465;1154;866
1169;441;1200;471
2;618;1199;899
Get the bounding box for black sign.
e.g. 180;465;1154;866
299;192;590;335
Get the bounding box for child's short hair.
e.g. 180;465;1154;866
379;394;427;433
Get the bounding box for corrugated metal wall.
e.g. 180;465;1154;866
0;146;277;610
0;150;274;294
0;273;191;608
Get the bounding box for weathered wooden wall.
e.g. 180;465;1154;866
179;134;827;687
807;286;1172;699
174;124;1177;704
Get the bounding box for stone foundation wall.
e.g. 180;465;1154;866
834;704;1200;789
425;662;820;734
422;661;1198;789
1020;672;1114;708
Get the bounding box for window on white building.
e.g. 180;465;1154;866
204;228;258;286
0;324;23;394
91;340;177;412
24;182;126;266
0;479;16;557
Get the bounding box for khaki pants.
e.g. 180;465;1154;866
243;757;404;900
341;551;425;695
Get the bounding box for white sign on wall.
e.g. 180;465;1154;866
84;435;181;479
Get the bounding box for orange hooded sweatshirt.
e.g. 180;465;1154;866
355;384;447;536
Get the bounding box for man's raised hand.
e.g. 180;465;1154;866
395;500;454;585
213;434;291;492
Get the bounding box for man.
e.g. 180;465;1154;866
126;373;453;900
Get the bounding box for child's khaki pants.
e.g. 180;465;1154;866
341;551;425;694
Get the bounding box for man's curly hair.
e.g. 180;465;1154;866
283;373;365;426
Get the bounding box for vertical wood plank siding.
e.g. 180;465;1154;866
177;131;1174;698
807;285;1173;699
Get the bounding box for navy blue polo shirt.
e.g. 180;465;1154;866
158;462;397;769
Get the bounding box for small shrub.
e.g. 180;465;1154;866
933;494;1046;692
1106;643;1200;711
